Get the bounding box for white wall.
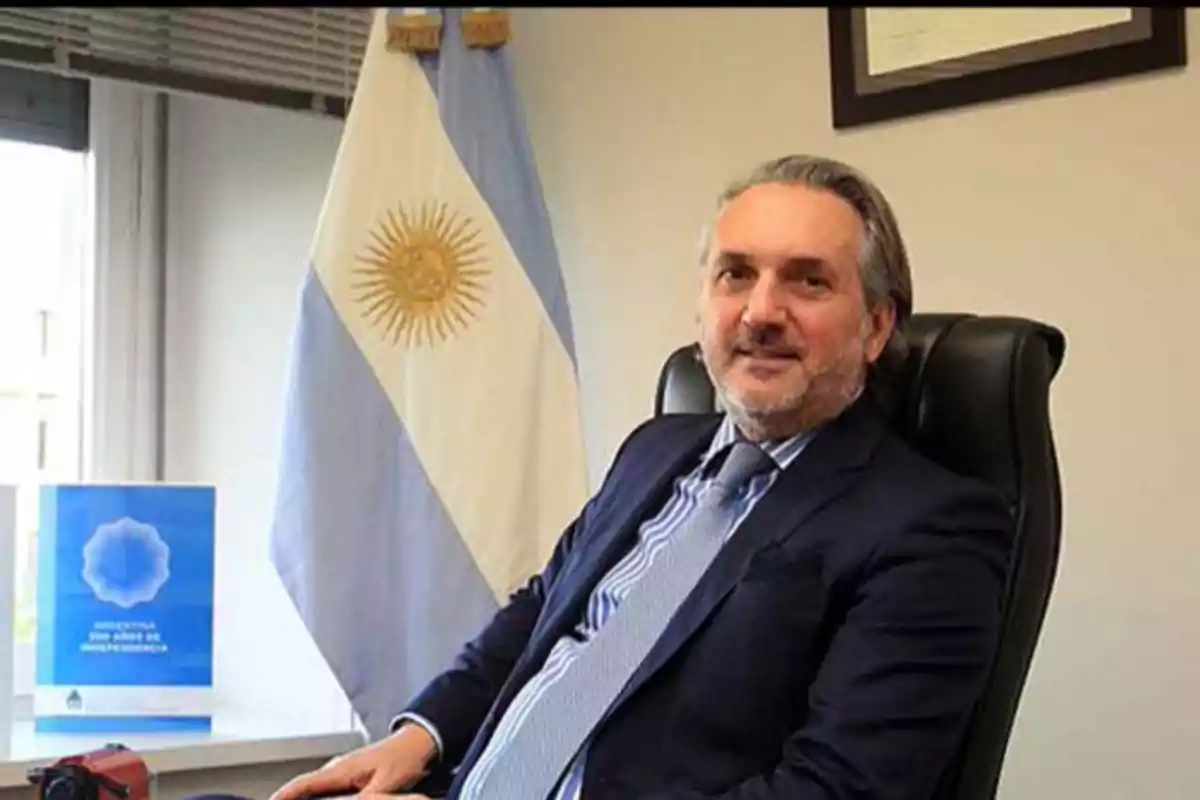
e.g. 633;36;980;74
160;8;1200;798
162;93;350;732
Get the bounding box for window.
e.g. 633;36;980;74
0;136;90;699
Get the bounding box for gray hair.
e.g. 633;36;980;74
699;154;914;371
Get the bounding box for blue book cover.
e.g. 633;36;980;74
35;483;216;733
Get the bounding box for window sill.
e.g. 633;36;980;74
0;705;364;788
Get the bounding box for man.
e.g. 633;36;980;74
271;155;1013;799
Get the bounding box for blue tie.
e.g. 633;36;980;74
463;440;777;799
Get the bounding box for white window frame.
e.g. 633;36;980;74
81;78;167;484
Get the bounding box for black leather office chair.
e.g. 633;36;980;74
654;313;1066;799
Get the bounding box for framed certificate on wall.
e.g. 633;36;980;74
828;8;1186;129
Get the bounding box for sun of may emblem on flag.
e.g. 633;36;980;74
351;200;489;348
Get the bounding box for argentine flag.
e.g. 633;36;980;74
269;7;588;741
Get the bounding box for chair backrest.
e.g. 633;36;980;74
653;313;1066;799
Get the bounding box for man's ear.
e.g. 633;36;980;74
863;300;897;365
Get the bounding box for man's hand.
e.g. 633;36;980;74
269;724;439;800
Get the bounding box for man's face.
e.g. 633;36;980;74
697;181;895;439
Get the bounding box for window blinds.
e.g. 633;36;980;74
0;8;372;119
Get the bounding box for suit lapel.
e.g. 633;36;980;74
515;415;722;691
602;397;888;720
460;417;721;775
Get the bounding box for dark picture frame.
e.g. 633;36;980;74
828;8;1187;130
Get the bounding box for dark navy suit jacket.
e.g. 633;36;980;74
404;395;1013;799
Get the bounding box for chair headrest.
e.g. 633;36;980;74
654;314;1066;503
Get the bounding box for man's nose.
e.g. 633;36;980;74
742;278;787;326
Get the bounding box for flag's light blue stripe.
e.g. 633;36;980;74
269;268;501;741
411;8;578;365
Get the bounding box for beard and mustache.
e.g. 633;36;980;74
701;322;869;438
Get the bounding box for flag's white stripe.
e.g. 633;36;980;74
311;12;588;600
414;9;578;361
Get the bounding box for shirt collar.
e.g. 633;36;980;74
698;414;817;478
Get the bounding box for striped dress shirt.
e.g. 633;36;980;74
457;414;815;799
